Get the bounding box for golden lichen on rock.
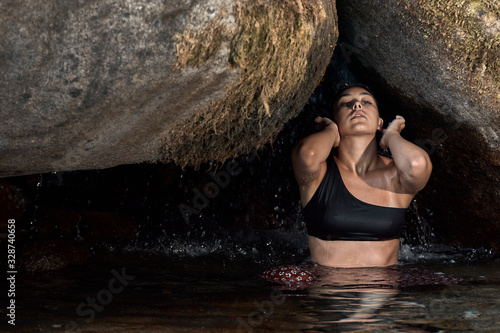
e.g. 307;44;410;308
161;0;334;168
174;9;232;68
402;0;499;102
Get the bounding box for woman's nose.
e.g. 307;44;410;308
353;101;362;109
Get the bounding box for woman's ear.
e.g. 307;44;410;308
378;118;384;131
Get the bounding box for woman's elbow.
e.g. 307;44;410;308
292;142;318;168
405;155;432;191
410;154;432;177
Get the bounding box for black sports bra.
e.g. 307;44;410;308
302;155;406;241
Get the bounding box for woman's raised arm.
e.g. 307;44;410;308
380;115;432;193
291;117;340;187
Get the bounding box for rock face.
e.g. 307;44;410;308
335;0;500;248
0;0;338;177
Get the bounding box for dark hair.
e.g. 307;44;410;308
331;83;379;112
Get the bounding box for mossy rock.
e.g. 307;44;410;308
0;0;338;176
161;0;338;168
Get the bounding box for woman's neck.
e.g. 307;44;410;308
336;136;380;175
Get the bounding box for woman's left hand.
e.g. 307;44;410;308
380;115;405;149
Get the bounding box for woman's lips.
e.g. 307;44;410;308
350;111;366;119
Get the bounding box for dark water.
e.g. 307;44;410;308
3;237;500;333
3;159;500;332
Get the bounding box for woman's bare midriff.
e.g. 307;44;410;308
308;236;400;268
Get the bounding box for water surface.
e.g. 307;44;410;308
5;244;500;333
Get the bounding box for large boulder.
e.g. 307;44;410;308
0;0;338;177
335;0;500;248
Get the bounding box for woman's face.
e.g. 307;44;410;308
333;86;383;136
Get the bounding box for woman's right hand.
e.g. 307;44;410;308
315;117;340;147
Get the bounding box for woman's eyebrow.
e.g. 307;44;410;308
338;92;373;100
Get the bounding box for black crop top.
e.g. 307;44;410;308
302;155;406;241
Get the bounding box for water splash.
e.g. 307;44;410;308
402;199;437;248
399;243;496;264
123;221;310;267
29;173;44;235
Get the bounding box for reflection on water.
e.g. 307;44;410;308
5;251;500;333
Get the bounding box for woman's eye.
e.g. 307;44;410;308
362;101;372;105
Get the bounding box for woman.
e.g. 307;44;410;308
291;84;432;268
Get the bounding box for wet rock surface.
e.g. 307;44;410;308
0;0;337;176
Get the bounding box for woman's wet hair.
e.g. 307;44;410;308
331;83;379;111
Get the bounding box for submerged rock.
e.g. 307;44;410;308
0;0;338;177
335;0;500;248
